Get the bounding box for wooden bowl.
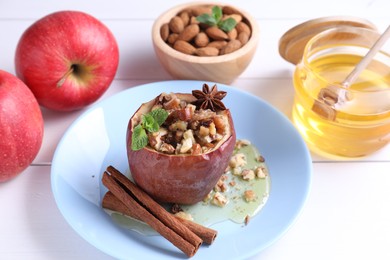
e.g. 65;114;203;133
152;3;259;84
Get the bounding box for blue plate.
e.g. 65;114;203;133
51;80;312;259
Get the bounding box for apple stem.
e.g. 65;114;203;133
56;66;74;88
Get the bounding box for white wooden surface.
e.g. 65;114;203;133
0;1;389;259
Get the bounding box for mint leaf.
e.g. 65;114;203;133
196;13;216;26
196;6;237;32
149;108;169;126
131;124;148;151
212;6;222;22
131;108;168;151
142;114;159;133
219;18;237;32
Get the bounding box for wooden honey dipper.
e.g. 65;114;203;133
312;25;390;120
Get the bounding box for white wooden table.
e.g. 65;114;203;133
1;1;389;259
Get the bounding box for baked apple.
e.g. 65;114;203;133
126;84;236;204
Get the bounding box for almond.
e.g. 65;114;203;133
236;22;251;36
194;32;209;47
227;28;237;40
222;6;242;15
237;31;249;45
169;16;184;34
223;14;242;23
190;16;200;24
173;40;196;55
179;11;190;26
195;47;219;57
189;6;213;16
205;26;228;41
160;23;170;42
167;33;179;45
177;24;200;42
220;39;242;55
207;40;228;49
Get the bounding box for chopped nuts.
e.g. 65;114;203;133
211;192;228;207
146;92;230;155
232;166;242;176
174;211;194;221
229;181;236;186
243;190;256;202
255;166;267;179
166;140;269;226
235;139;251;149
229;153;247;168
159;143;175;154
203;190;213;202
244;215;250;225
214;178;228;192
241;169;255;181
256;155;265;162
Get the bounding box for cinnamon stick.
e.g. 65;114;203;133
102;191;217;244
175;215;217;245
102;166;202;257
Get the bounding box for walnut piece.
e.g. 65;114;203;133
235;139;251;149
243;190;256;202
229;153;246;168
214;178;228;192
255;166;267;179
174;211;194;221
211;192;228;207
241;169;255;181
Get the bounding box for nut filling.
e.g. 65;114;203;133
134;84;231;155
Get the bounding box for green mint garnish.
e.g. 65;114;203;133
131;124;148;151
212;5;222;22
131;108;168;151
149;108;169;126
142;114;159;133
196;6;237;32
219;18;237;33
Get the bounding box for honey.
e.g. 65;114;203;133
292;50;390;157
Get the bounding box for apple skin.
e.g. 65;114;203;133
15;11;119;111
126;93;236;205
0;70;44;182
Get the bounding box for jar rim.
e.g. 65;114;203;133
301;25;390;94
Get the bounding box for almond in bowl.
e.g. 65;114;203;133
126;83;236;205
152;3;259;84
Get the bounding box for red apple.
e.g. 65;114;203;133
15;11;119;111
0;70;44;182
126;92;236;204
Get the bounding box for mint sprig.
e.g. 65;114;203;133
131;108;168;151
196;6;237;32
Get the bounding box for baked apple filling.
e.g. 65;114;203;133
130;84;232;155
147;92;230;155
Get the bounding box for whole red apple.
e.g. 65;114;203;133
15;11;119;111
0;70;44;182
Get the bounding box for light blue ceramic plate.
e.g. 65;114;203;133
51;80;312;259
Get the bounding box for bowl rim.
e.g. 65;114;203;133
152;2;259;64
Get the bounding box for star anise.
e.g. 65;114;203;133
192;84;227;111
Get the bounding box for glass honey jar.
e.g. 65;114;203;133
280;17;390;158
